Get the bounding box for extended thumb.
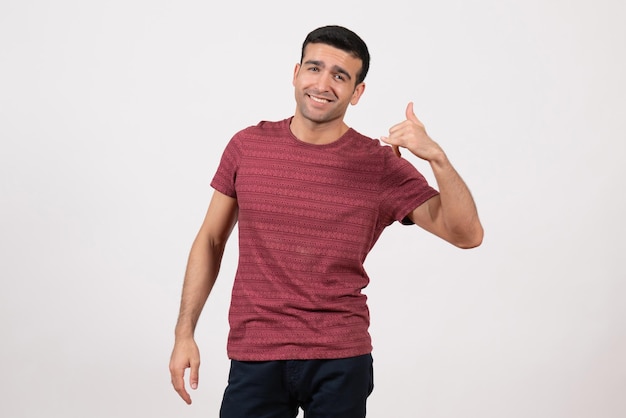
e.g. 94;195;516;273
405;101;417;121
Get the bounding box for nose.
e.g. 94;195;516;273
315;70;332;91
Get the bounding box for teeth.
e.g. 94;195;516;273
310;96;330;103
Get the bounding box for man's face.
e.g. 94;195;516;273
292;43;365;125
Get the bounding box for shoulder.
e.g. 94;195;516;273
346;130;426;181
226;118;290;149
345;128;397;159
236;118;289;137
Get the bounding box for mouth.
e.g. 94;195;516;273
307;93;333;104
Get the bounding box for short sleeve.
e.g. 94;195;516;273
210;134;243;198
379;150;439;225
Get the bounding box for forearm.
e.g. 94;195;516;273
174;238;226;339
429;150;483;247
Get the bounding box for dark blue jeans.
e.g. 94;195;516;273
220;354;374;418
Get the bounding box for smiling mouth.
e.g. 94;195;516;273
308;94;332;104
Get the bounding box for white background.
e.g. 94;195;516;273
1;1;625;417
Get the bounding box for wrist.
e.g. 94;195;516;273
430;150;447;166
174;322;196;340
422;146;447;166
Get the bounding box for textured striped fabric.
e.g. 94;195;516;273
211;117;439;361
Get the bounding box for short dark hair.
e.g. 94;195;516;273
301;25;370;85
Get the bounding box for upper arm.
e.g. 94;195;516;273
195;190;239;247
408;194;483;248
407;194;450;243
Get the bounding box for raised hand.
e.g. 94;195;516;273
380;102;444;162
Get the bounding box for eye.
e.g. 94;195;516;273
308;66;320;72
334;74;345;81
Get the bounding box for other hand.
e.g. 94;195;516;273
169;338;200;405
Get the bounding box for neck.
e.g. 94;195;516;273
289;115;349;145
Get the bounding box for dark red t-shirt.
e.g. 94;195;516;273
211;118;438;361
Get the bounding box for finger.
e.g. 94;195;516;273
405;101;425;127
380;137;402;157
171;367;192;404
387;123;402;135
405;101;418;123
380;136;392;146
190;358;200;390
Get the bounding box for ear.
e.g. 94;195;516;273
350;82;366;105
292;63;301;86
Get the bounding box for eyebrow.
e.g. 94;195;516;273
304;59;353;81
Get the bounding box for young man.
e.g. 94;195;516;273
169;25;483;417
